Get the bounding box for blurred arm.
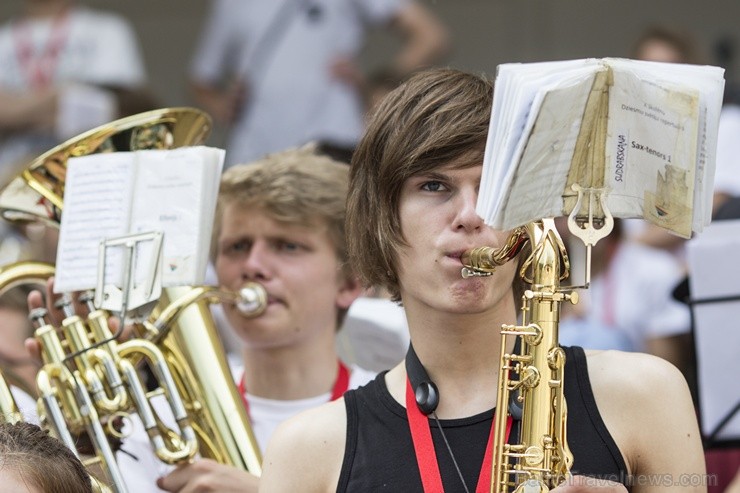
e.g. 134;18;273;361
0;89;57;131
389;1;451;75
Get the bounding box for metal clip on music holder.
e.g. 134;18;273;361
566;183;614;288
94;231;164;326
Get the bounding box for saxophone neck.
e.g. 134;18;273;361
521;219;570;288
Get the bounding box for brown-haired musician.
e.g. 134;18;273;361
259;68;706;492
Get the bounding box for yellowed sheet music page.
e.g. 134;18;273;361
606;69;699;238
500;75;594;228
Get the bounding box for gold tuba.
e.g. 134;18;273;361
0;108;264;491
462;219;576;493
0;370;22;425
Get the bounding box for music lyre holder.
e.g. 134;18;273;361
94;231;164;327
566;184;614;288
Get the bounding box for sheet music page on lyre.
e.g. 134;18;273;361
477;58;725;240
54;146;225;294
55;153;134;292
128;148;221;287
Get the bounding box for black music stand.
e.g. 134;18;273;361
684;217;740;449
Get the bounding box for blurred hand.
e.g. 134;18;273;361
191;77;248;126
25;277;57;362
157;459;259;492
24;276;131;362
329;55;365;90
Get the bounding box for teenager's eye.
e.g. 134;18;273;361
276;240;301;253
228;240;249;253
421;181;447;192
221;240;250;257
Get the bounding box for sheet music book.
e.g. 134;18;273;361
54;146;225;293
478;58;725;238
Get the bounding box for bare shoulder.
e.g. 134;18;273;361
583;350;705;487
584;349;688;395
259;399;347;493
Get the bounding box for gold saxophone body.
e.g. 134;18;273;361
462;219;576;493
0;109;264;492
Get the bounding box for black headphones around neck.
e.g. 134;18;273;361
405;343;439;415
405;341;524;420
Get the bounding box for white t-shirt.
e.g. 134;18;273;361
9;385;39;424
337;296;409;373
0;6;147;167
189;0;407;166
560;240;690;352
117;363;375;492
242;365;375;451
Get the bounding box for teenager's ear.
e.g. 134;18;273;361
336;274;363;310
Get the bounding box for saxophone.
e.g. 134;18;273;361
462;219;576;493
0;108;265;492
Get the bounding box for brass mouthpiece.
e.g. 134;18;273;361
460;246;499;278
460;227;531;279
235;282;267;317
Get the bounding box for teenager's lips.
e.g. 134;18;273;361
443;248;478;264
266;295;283;306
445;250;465;261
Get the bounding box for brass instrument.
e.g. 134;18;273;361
0;108;265;491
0;369;22;424
0;262;54;426
462;219;576;493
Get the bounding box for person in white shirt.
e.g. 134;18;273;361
0;0;154;172
559;219;691;368
188;0;450;167
0;0;157;269
151;145;374;492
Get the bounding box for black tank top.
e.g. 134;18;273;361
338;346;629;492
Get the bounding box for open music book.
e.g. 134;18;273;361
477;58;725;238
55;146;224;293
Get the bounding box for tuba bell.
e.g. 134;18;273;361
0;108;264;491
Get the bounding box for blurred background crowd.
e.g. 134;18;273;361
0;0;739;492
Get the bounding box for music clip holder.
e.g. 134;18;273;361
566;184;614;288
94;231;164;324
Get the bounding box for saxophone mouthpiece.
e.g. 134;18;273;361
460;267;493;279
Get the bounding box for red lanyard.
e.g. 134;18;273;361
405;379;513;493
237;360;350;416
13;9;70;89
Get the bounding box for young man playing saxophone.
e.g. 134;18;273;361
259;68;707;492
